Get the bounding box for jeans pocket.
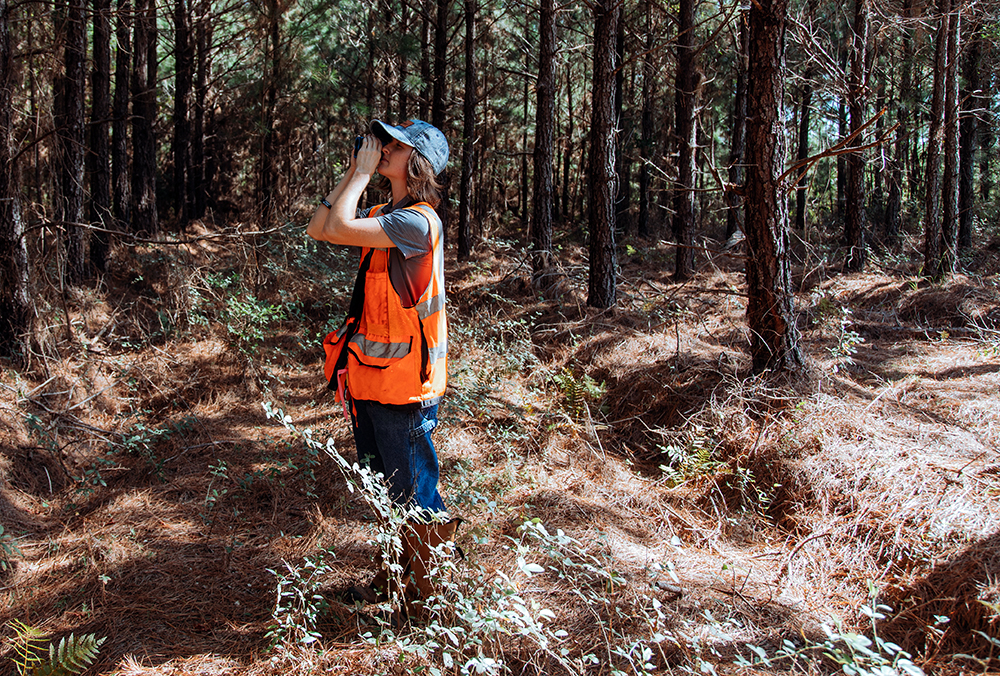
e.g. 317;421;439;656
409;408;438;441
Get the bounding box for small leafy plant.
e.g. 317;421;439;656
266;549;334;648
828;307;864;372
735;599;925;676
0;524;21;570
223;294;286;360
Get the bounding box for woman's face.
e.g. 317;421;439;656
379;139;413;181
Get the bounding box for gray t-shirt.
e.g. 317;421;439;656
357;197;439;308
356;198;432;258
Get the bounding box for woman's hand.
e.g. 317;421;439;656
354;134;382;177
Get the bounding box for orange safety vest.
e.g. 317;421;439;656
332;202;447;406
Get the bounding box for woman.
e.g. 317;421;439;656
306;119;455;607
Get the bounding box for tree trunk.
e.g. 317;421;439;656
0;0;31;360
457;0;476;260
638;0;654;238
131;0;158;234
618;63;634;235
887;0;912;247
366;10;374;113
836;44;847;222
794;82;812;232
432;0;448;130
56;0;88;282
520;58;529;230
902;0;919;200
871;65;886;220
980;95;993;202
587;0;618;309
191;0;210;219
844;0;868;271
725;13;747;240
89;0;112;272
384;0;394;120
958;27;979;250
937;6;960;276
531;0;555;278
614;16;629;234
744;0;803;373
173;0;193;224
432;0;450;237
112;0;132;232
923;0;949;274
673;0;697;280
257;0;280;228
420;13;430;120
398;0;409;119
562;61;573;223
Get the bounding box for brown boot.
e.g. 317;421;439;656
400;517;462;605
343;565;390;605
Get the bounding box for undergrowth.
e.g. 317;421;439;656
261;402;934;676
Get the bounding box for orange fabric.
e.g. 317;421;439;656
333;202;447;406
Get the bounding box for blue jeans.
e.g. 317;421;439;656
350;400;446;514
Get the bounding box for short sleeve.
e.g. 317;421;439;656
376;208;432;259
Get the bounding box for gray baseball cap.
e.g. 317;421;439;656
370;119;449;175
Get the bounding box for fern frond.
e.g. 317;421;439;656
29;633;105;676
7;619;45;675
554;368;605;420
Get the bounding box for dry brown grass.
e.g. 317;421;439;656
1;230;999;675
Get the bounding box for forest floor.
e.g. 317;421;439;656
1;219;999;676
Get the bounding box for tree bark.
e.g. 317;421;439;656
531;0;555;277
958;26;979;250
191;0;210;219
587;0;618;309
638;0;654;238
887;0;913;247
420;13;430;120
520;47;529;229
744;0;802;373
433;0;451;236
257;0;280;228
0;0;31;360
173;0;193;223
937;6;960;276
89;0;112;271
432;0;449;130
112;0;132;232
617;62;634;235
923;0;949;274
562;61;573;223
794;82;812;233
980;94;993;202
398;0;409;119
131;0;158;234
836;44;847;222
531;0;556;283
614;15;630;234
457;0;476;260
56;0;88;282
844;0;868;271
725;13;747;240
673;0;697;280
